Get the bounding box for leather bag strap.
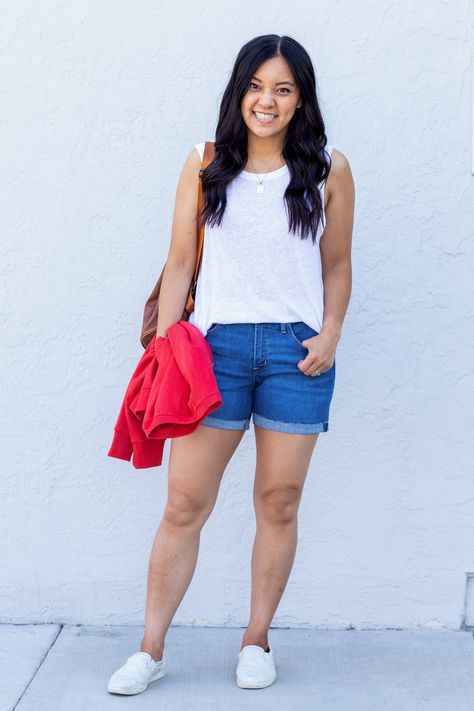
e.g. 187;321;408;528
190;141;215;295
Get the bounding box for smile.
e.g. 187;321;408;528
253;111;277;124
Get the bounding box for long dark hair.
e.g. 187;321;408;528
199;34;331;244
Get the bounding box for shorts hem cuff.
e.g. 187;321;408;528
201;415;250;430
252;413;328;433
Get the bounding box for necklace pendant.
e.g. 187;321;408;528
257;182;265;194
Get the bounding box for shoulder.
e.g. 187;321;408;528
182;140;213;175
327;147;351;176
178;143;206;182
325;147;354;201
187;143;204;166
193;141;206;162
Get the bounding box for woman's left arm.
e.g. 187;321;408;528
298;149;355;375
319;148;355;342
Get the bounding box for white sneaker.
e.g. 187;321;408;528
107;651;166;695
236;644;277;688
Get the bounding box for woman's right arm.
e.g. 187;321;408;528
156;146;202;339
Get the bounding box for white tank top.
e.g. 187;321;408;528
188;141;333;337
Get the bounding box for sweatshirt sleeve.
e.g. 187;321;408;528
108;399;133;461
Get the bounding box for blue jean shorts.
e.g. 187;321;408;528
201;322;336;434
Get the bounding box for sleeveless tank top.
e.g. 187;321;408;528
187;141;333;337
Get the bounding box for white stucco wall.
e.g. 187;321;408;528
1;1;473;630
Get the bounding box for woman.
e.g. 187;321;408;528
108;33;354;695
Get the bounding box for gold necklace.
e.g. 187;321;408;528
247;153;283;194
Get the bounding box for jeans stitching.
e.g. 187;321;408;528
287;323;317;348
206;323;223;334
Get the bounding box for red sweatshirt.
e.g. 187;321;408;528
108;320;222;469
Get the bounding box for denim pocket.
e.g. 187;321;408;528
287;322;319;348
206;322;223;335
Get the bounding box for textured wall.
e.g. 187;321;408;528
1;0;473;630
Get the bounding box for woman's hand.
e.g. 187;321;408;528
297;330;339;376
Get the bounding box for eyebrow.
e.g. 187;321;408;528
251;75;295;86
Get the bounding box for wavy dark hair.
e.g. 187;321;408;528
199;34;332;244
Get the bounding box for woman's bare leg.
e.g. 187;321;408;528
140;423;246;661
240;425;319;652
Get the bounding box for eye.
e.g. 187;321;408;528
248;82;291;93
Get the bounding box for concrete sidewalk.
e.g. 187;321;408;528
1;624;474;710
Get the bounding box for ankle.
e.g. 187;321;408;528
140;640;164;662
241;635;269;652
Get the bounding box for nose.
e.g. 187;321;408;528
257;90;276;108
257;97;275;111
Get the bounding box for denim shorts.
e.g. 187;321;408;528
201;322;336;434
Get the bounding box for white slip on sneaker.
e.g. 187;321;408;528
107;651;166;695
236;644;277;689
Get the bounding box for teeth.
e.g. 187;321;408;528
254;111;276;120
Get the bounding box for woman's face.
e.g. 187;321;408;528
241;55;302;139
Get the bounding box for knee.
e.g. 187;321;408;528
164;488;211;528
255;485;301;524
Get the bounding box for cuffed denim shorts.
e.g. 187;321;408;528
201;322;336;434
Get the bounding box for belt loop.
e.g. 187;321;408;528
280;323;287;333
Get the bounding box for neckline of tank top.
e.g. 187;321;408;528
237;145;332;181
239;163;289;181
197;145;333;181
